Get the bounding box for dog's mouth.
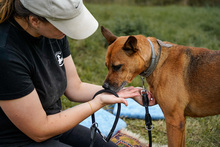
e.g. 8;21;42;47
103;81;128;92
115;81;128;92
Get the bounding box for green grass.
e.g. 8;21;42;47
63;4;220;146
124;116;220;146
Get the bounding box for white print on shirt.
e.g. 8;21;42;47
55;51;64;66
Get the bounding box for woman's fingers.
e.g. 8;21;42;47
117;86;140;98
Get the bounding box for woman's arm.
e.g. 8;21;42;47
0;88;129;142
64;55;103;102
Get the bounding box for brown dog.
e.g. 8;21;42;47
101;26;220;147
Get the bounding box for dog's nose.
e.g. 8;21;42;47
102;82;110;89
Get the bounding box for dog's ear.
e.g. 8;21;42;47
157;39;173;48
101;26;117;45
123;36;138;56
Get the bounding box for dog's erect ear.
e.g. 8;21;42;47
123;36;138;56
101;26;117;45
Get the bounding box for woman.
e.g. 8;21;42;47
0;0;155;146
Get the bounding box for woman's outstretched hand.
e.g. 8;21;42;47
94;86;141;107
93;86;156;108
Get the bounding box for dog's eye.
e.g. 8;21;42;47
112;64;122;71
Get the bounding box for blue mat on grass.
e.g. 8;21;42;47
113;98;164;120
80;108;127;137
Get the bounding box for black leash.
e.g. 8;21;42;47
90;89;121;147
141;77;153;147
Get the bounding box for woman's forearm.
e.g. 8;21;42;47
35;98;102;142
0;90;103;143
65;82;103;102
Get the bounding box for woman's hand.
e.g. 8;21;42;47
93;86;157;108
117;86;141;98
93;86;141;107
132;88;157;106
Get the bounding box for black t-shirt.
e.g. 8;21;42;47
0;18;71;146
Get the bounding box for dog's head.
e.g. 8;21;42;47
101;26;156;92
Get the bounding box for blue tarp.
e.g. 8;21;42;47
113;98;164;120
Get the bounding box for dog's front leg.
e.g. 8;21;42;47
165;114;186;147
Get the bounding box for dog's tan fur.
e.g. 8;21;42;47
101;26;220;147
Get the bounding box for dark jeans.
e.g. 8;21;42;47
23;124;117;147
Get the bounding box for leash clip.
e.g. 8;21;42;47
141;76;147;96
145;124;153;131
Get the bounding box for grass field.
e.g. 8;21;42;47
62;4;220;146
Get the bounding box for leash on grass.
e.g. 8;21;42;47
141;76;153;147
89;89;121;147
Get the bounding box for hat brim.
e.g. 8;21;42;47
46;5;98;40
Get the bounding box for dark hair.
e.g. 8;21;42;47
0;0;47;23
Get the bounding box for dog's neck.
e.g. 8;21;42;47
139;39;161;77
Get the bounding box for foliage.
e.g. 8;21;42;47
84;0;220;7
64;4;220;146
